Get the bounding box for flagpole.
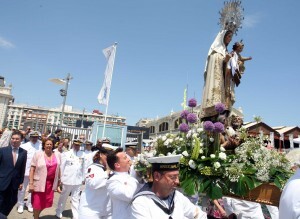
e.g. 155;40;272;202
186;83;188;106
102;102;109;138
186;72;189;106
101;42;118;138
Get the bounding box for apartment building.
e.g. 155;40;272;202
6;104;126;131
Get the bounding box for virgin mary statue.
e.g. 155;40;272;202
199;29;233;120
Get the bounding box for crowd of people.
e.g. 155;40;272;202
0;127;299;219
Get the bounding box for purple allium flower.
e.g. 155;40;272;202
179;123;189;133
187;113;198;124
203;121;214;132
188;98;197;108
180;110;190;119
215;103;226;113
214;122;225;133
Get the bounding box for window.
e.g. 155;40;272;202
174;118;183;129
159;122;169;132
150;126;155;133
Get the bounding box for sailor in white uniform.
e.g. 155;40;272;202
125;142;142;181
83;140;96;173
106;148;141;219
56;139;85;219
266;205;279;219
279;168;300;219
131;155;207;219
125;142;138;161
79;148;112;219
17;131;42;213
223;197;264;219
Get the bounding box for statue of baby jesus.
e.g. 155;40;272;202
229;41;252;86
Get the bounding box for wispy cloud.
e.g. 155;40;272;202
0;36;15;48
243;14;261;28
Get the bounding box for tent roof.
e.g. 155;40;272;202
272;126;299;134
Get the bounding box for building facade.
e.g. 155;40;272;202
0;76;14;128
137;106;244;139
5;104;126;132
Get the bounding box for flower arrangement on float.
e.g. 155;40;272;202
134;98;293;204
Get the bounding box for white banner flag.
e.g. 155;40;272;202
97;43;117;105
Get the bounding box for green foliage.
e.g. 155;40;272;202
232;175;257;196
206;180;223;200
191;137;200;160
138;118;293;201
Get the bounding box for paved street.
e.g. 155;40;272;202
8;192;72;219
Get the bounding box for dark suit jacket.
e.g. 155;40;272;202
0;146;27;191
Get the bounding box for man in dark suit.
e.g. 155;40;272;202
0;130;27;217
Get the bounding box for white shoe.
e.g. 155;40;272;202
55;213;62;218
27;205;33;212
17;206;24;214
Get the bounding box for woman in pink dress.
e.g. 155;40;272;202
29;138;61;219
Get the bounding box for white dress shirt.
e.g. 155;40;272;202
106;171;140;219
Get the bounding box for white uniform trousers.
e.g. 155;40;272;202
56;184;81;219
79;214;112;219
17;176;32;208
266;205;279;219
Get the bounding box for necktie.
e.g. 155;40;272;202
12;148;17;166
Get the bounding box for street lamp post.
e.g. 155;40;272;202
49;73;73;128
81;108;85;128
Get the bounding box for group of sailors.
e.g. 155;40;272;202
36;131;207;219
8;128;298;219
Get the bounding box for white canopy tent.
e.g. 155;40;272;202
293;137;300;144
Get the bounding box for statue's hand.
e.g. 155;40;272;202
225;54;232;62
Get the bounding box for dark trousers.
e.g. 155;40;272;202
0;182;18;216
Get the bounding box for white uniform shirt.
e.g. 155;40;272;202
106;172;140;219
79;163;111;218
60;149;85;185
223;197;264;219
279;168;300;219
83;150;96;173
20;140;42;176
131;189;207;219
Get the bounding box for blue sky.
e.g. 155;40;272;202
0;0;299;126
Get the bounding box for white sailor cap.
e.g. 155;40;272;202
102;143;119;151
102;137;111;143
29;131;41;137
73;139;83;145
125;142;138;149
147;155;182;171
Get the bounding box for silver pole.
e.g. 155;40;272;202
81;108;85;128
59;73;72;128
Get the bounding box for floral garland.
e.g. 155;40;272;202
134;99;293;200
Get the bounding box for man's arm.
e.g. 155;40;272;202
60;152;67;182
106;176;138;202
20;150;27;185
0;148;3;164
85;165;108;189
131;196;152;219
178;192;207;219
